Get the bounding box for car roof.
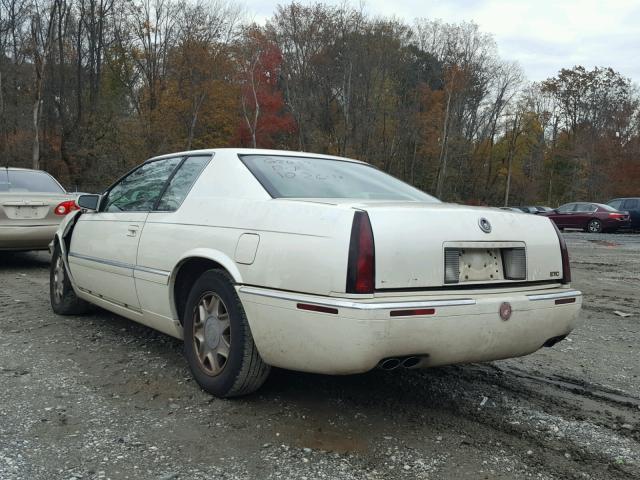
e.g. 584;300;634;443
2;167;44;172
146;148;368;165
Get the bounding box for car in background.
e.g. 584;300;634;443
513;206;549;214
608;197;640;230
0;167;79;251
522;206;555;214
534;206;554;213
540;202;630;233
513;206;536;213
499;206;523;212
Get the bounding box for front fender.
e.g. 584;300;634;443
50;210;83;286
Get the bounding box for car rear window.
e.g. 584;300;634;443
598;204;619;212
240;154;438;202
0;169;64;193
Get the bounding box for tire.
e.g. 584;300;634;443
183;269;270;397
50;242;91;315
587;219;603;233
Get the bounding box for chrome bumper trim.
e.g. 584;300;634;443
238;286;476;310
527;290;582;301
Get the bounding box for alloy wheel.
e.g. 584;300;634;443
52;256;65;303
192;292;231;376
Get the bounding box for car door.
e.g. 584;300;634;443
553;203;576;227
68;157;182;310
622;199;640;227
134;155;212;329
574;203;597;228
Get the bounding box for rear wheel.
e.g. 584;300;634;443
183;269;270;397
50;243;91;315
587;219;602;233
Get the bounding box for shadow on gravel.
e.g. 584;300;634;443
0;250;50;269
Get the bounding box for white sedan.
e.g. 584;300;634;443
50;149;582;397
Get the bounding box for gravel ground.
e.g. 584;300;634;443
0;232;639;480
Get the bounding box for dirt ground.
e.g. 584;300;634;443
0;232;638;480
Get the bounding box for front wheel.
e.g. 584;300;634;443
183;269;270;397
587;219;603;233
50;243;91;315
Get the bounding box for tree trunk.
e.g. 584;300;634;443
32;98;41;170
435;87;452;198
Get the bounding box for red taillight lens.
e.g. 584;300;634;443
346;211;375;294
550;220;571;284
54;200;80;216
608;212;624;219
390;308;435;317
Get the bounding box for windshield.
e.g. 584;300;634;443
240;155;438;202
0;169;64;193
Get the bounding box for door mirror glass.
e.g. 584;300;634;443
78;194;100;210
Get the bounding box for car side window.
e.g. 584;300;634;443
623;199;638;210
609;200;623;210
156;155;211;211
102;157;182;212
557;203;575;213
574;203;593;213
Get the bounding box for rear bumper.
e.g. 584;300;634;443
602;218;630;229
238;285;583;374
0;224;58;250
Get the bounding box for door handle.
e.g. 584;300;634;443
127;225;139;237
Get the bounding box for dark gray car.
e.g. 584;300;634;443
608;198;640;229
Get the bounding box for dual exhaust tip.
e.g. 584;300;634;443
377;355;425;371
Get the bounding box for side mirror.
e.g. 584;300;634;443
77;194;100;211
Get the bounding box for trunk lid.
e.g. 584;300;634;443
0;193;76;226
350;201;563;289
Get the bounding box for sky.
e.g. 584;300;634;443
247;0;640;83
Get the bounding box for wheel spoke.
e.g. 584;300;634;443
210;296;220;315
197;304;207;323
198;341;211;363
216;341;230;359
206;352;221;374
217;314;230;332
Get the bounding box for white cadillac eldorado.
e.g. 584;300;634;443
50;149;582;397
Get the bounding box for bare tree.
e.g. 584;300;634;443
29;0;57;169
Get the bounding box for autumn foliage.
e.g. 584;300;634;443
1;0;638;204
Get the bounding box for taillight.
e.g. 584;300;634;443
346;211;375;294
54;200;80;216
550;220;571;284
608;212;625;219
